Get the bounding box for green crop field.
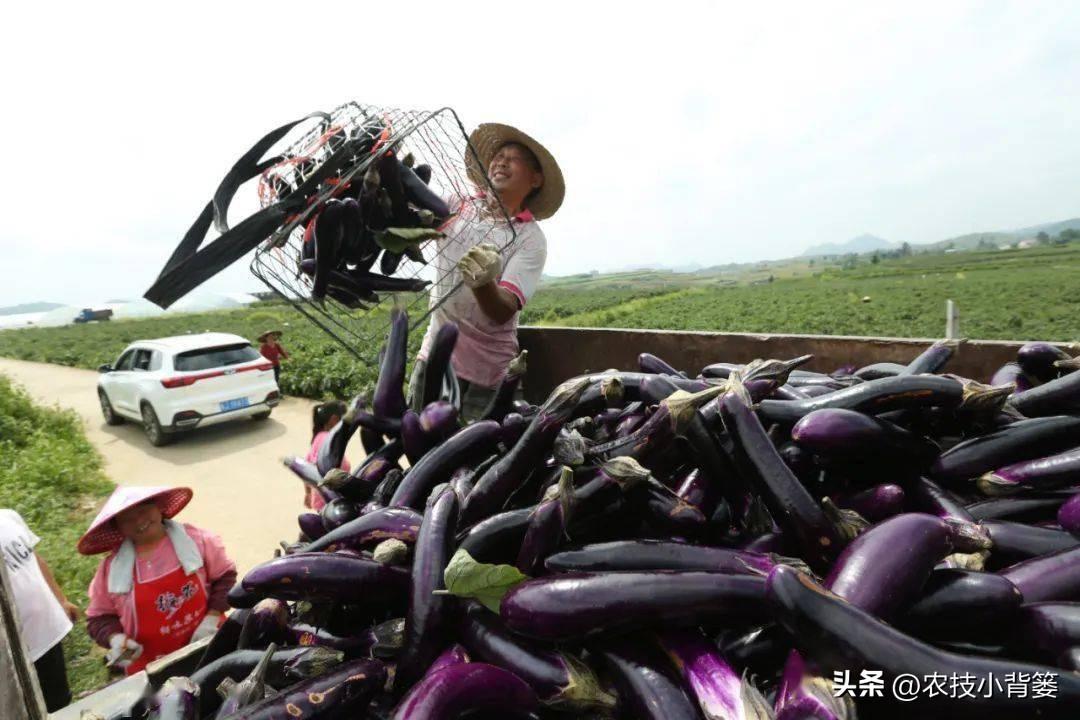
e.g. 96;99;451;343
1;243;1078;402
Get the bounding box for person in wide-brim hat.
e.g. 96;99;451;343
256;329;283;342
80;486;236;676
407;122;563;422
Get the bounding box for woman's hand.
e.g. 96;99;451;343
106;634;143;669
458;243;501;288
60;599;81;623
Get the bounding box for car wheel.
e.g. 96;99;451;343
141;403;173;447
99;389;123;426
252;410;272;421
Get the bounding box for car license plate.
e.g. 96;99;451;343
220;397;250;412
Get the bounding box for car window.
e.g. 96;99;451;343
174;343;261;372
132;350;153;372
114;350;136;371
149;351;163;372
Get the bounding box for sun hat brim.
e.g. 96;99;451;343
465;123;564;221
77;486;193;555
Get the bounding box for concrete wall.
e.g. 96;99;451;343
517;326;1076;403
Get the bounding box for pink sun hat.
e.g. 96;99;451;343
77;486;193;555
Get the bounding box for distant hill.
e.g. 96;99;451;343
802;234;894;257
1010;217;1080;238
0;302;64;317
920;218;1080;252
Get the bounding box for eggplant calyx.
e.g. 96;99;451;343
741;671;778;720
600;457;652;489
945;518;993;552
798;675;858;720
321;468;350;489
956;378;1014;413
370;617;406;658
545;377;593;418
1054;355;1080;371
373;538;410;565
216;677;237;699
820;497;870;542
942;550;990;570
601;375;624;405
552;652;617;710
553;430;587;467
665;384;727;434
741;496;774;537
556;466;576;532
508;350;528;377
764;553;814;578
975;471;1020;497
283;646;344;681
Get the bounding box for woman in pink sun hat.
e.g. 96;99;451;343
79;486;237;675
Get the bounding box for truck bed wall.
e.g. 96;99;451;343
517;325;1075;403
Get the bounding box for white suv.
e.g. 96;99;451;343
97;333;280;446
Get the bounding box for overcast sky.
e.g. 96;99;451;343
3;1;1079;307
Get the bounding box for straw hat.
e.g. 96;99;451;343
466;123;565;221
257;329;283;342
78;486;193;555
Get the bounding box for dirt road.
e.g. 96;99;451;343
0;358;361;575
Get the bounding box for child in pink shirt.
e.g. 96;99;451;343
304;400;350;511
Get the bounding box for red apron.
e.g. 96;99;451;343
126;564;209;675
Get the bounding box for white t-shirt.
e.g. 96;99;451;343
417;196;547;388
0;509;72;661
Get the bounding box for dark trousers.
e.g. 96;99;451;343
273;365;281;385
34;641;72;712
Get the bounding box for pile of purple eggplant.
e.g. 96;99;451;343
296;134;451;310
147;332;1080;719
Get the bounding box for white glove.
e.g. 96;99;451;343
457;243;501;288
190;613;221;642
106;634;143;669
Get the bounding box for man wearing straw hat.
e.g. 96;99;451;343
80;486;237;675
408;123;564;420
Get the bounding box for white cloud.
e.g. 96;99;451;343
2;0;1079;304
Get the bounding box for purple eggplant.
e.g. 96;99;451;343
999;545;1080;602
283;617;404;658
226;658;386;719
283;455;324;486
1060;493;1080;536
980;446;1080;496
457;507;533;565
516;467;574;575
901;338;960;375
1017;341;1072;383
297;512;326;541
480;351;529;423
461;378;591;526
315;396;363;476
899;569;1023;640
595;637;701;720
1010;602;1080;663
421;322;460;407
428;643;471;674
991;361;1034;392
834;483;905;523
319;498;360;531
791;408;938;467
931;415;1080;484
659;629;773;720
398;158;451;217
501;411;528;447
419;401;459;442
148;676;199;720
721;377;843;571
390;420;502;509
545;539;810;576
614;413;646;437
1009;369;1080;417
639;351;687;377
401;410;432;465
758;374;966;425
767;565;1080;719
391;662;539;720
196;609;250;670
854;362;907;380
241;552;408;603
500;571;766;641
323;449;398;502
372;468;405;507
374;307;409;420
302;506;421;553
968;494;1072;522
460;603;614;710
236;599;288;650
984;519;1079;567
396;483;459;692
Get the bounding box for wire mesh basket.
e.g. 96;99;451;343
249;102;517;365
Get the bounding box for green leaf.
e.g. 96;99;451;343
442;549;529;613
374;227;444;253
